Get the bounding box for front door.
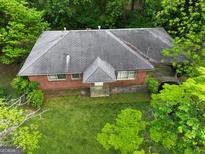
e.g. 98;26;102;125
90;83;110;97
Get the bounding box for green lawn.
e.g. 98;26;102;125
0;64;167;153
32;92;167;154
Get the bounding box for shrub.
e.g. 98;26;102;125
145;77;159;93
11;77;39;93
0;87;6;97
27;90;44;108
28;81;39;92
11;77;44;108
11;77;29;94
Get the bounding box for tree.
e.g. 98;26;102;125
149;67;205;153
145;77;159;93
27;0;156;29
11;77;38;94
28;90;44;108
156;0;205;76
0;0;49;64
0;96;46;153
11;77;44;108
97;108;145;154
156;0;204;38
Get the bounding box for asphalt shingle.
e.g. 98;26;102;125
18;28;158;76
83;57;116;83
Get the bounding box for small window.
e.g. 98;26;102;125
128;71;135;79
95;82;103;86
117;71;136;80
48;74;66;81
71;74;80;80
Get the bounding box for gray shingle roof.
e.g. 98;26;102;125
18;28;159;76
110;28;173;63
83;57;116;83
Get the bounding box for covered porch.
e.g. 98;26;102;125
83;57;116;97
90;84;110;97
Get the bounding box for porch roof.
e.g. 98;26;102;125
83;57;116;83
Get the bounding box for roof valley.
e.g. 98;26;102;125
105;30;154;69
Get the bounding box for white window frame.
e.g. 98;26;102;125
117;71;136;80
47;74;66;81
71;74;80;80
94;82;104;86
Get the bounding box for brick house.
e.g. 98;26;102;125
18;28;175;96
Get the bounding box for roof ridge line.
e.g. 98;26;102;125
148;29;172;46
86;67;113;83
97;58;116;80
84;57;115;82
85;67;98;82
105;30;154;69
83;58;99;82
44;27;163;32
19;31;70;75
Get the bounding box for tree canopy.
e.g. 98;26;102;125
156;0;205;76
0;97;43;153
27;0;157;29
97;108;146;154
150;67;205;153
0;0;49;64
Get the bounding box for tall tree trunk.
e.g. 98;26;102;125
131;0;135;10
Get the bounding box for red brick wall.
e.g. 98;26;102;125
28;74;91;90
28;71;147;90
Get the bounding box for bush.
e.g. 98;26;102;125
11;77;44;108
0;87;6;97
145;77;159;93
28;81;39;92
11;77;29;94
27;90;44;108
11;77;39;93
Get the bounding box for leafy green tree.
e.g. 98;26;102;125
97;108;145;154
145;77;159;93
156;0;204;38
156;0;205;76
28;90;44;108
150;67;205;153
0;97;43;153
27;0;156;29
11;77;44;108
0;0;49;64
11;77;38;94
0;87;6;98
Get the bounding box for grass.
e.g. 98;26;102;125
32;92;168;154
0;63;167;153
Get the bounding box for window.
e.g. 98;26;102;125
117;71;136;80
47;74;66;81
71;74;80;80
95;82;103;86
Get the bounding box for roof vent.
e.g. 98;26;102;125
146;47;150;59
98;26;101;30
86;28;91;31
66;55;70;70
